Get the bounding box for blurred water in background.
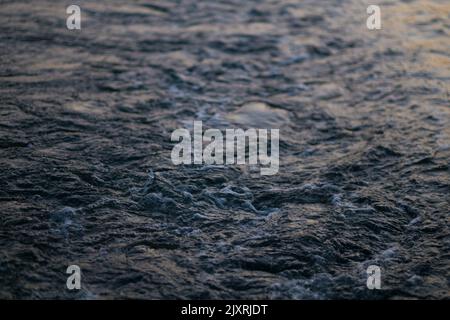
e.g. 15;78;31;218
0;0;448;299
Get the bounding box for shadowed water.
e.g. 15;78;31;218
0;0;448;299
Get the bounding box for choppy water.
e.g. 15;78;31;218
0;0;449;299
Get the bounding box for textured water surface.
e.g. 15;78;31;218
0;0;449;299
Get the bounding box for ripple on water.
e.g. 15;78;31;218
225;102;291;128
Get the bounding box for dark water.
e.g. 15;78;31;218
0;0;449;299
